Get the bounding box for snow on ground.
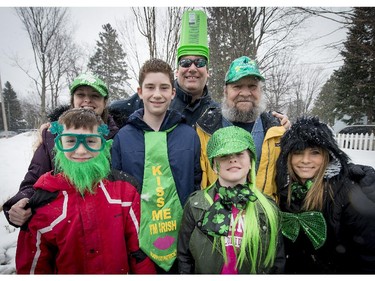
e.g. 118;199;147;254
0;132;374;274
0;132;36;274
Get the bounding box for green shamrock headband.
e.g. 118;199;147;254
50;121;109;137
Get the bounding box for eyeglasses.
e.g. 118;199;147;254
179;58;207;68
55;133;105;152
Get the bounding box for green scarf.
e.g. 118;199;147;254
291;179;314;201
201;182;257;237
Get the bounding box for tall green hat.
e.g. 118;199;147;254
177;10;209;62
225;56;265;84
70;73;108;97
207;126;257;168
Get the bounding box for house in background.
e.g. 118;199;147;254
332;114;369;133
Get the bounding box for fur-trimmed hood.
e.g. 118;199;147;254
276;116;351;190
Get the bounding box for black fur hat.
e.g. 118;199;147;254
276;116;351;189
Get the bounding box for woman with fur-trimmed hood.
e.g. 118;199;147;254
276;116;375;273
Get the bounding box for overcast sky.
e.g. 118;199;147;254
0;3;368;104
0;7;136;102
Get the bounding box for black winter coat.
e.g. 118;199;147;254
278;174;375;273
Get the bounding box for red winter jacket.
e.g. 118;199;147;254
16;169;156;274
3;114;119;227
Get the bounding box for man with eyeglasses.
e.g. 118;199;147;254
109;10;219;128
169;53;219;127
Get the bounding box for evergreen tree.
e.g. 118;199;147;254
311;75;339;126
1;82;25;131
334;7;375;124
88;23;130;100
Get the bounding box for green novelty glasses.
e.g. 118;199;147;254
55;133;105;152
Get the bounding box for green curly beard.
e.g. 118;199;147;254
53;140;112;195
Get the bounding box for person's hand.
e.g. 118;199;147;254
33;122;51;151
40;122;51;132
272;111;291;130
8;198;32;226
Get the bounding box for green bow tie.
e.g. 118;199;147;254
281;211;327;250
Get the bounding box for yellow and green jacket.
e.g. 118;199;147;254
196;107;286;201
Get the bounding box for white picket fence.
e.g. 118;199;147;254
336;133;375;151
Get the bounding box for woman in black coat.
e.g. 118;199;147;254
3;73;119;227
276;116;375;273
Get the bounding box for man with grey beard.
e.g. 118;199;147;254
196;56;290;200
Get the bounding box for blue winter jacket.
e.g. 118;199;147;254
111;109;202;206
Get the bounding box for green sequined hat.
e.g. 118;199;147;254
70;73;108;97
207;126;257;167
225;56;264;84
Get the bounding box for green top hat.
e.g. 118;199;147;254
177;10;209;63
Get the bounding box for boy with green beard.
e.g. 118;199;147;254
15;108;156;274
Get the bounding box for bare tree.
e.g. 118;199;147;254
206;7;311;101
295;7;353;60
14;7;74;123
296;7;353;24
133;8;157;59
263;53;297;112
47;32;81;108
287;65;326;121
118;7;187;84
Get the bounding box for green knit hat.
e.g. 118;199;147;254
177;10;209;62
225;56;264;84
70;73;108;97
207;126;257;168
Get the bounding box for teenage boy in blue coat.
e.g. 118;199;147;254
111;58;202;274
